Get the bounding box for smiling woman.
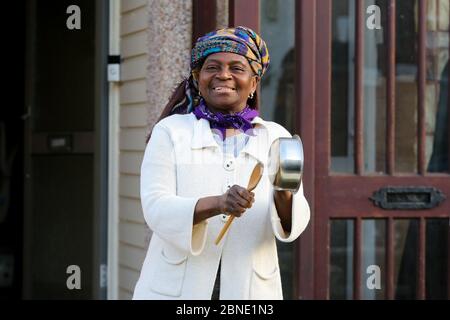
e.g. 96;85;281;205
134;26;310;300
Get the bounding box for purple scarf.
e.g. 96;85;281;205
193;100;259;140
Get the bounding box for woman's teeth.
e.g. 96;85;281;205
213;87;235;92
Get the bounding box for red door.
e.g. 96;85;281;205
306;0;450;299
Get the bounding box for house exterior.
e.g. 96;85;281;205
0;0;447;300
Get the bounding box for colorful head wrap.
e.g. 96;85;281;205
191;26;270;78
170;26;270;115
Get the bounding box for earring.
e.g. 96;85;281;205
198;91;202;97
249;92;254;99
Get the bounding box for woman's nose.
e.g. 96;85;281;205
216;68;232;79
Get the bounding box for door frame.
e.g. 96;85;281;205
94;0;109;300
295;0;317;300
107;0;120;300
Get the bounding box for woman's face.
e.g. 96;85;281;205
197;52;258;114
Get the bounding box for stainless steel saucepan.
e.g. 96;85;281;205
267;134;304;193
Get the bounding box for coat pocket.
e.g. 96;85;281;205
249;265;282;300
149;246;188;297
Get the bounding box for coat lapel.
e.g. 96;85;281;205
190;115;219;150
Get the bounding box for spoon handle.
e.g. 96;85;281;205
214;215;234;245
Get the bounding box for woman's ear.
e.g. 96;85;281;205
251;76;259;92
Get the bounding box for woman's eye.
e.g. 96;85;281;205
232;67;244;71
206;66;218;70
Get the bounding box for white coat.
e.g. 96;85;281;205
132;113;310;300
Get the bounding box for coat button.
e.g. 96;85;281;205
222;183;232;193
224;159;234;171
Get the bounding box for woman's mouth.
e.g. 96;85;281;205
212;86;236;93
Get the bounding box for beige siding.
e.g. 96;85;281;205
120;104;149;127
119;243;147;271
121;56;147;81
119;196;145;224
119;174;140;199
121;31;147;58
120;128;147;151
120;221;149;249
120;79;148;104
121;7;148;36
120;152;143;175
121;0;146;13
119;266;140;293
118;0;149;300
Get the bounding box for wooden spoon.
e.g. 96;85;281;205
214;162;264;245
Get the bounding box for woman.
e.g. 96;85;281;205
133;26;310;300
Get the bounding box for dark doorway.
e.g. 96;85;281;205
21;0;109;299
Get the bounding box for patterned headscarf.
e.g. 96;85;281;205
170;26;270;115
191;26;270;78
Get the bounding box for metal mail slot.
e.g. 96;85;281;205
370;186;446;210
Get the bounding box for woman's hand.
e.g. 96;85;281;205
219;185;255;217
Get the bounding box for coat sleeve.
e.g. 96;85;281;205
269;181;311;242
140;124;208;256
267;124;311;242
